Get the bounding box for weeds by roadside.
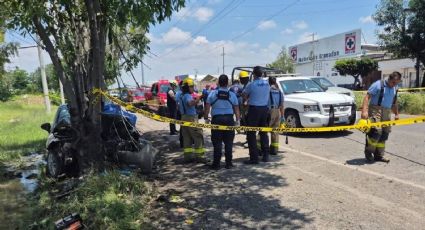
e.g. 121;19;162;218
0;95;56;162
354;91;425;114
26;170;155;229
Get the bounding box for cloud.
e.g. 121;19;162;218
281;28;294;35
194;7;214;22
359;15;374;24
193;36;209;45
292;20;308;30
6;47;51;73
161;27;191;45
297;32;319;44
174;7;214;22
257;20;277;31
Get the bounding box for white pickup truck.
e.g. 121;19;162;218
276;76;356;128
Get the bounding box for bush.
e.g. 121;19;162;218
354;91;425;115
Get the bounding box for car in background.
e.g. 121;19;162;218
308;76;355;98
277;76;356;128
132;88;146;103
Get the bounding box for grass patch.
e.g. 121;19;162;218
0;95;56;162
354;91;425;115
27;171;155;229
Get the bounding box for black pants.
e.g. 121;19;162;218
246;106;270;162
168;106;177;133
211;115;235;165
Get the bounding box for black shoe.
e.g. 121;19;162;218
225;162;233;169
170;132;178;135
270;152;277;156
210;164;220;170
243;160;259;165
262;156;269;162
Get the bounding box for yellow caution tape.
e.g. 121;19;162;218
93;89;425;133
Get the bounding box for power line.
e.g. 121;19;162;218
169;0;209;29
159;0;243;58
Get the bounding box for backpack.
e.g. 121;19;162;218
211;90;233;107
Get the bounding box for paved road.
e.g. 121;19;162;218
138;114;425;229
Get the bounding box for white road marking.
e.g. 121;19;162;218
282;146;425;191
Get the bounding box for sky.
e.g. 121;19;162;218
5;0;381;86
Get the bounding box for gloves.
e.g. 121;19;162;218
204;118;210;124
280;117;285;124
235;120;240;127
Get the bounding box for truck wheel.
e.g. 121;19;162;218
349;104;357;125
46;151;63;178
285;110;302;128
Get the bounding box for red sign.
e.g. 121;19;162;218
290;47;297;61
345;33;356;54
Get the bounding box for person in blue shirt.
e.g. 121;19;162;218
202;84;211;107
179;78;205;163
204;74;240;170
267;76;284;155
242;66;271;164
361;71;401;163
175;80;184;148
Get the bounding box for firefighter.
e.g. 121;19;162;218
242;66;271;164
167;81;178;135
361;71;401;163
179;78;205;163
268;76;284;155
204;74;240;170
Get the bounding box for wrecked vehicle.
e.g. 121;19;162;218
41;102;157;178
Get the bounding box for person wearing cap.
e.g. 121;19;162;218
204;74;240;170
238;71;250;129
268;76;284;155
167;81;178;135
242;66;271;164
179;78;205;163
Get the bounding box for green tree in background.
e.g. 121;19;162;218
267;46;295;73
2;0;185;171
374;0;425;87
334;58;378;89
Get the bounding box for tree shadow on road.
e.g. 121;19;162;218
142;130;314;229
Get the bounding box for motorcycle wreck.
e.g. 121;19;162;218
40;102;157;178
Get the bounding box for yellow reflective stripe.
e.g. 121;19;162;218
367;136;377;147
184;148;193;154
376;142;385;148
194;148;205;154
271;143;279;147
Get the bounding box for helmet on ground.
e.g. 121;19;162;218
239;71;249;79
183;78;195;86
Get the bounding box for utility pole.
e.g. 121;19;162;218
222;46;225;74
37;37;51;113
309;33;317;76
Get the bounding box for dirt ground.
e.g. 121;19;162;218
137;115;425;230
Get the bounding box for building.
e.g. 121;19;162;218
289;29;424;88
